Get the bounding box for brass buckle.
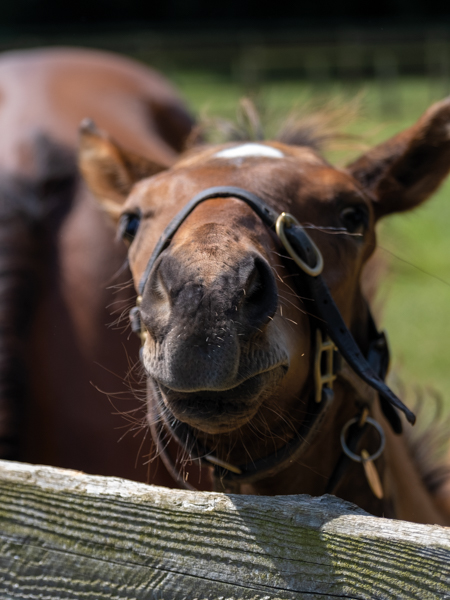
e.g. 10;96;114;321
314;329;337;403
340;416;385;463
340;414;385;499
136;296;148;345
275;212;324;277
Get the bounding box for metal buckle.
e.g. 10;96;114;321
129;296;148;345
340;413;385;499
314;329;338;403
340;416;386;463
275;212;324;277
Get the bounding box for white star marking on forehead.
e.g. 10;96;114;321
214;143;285;159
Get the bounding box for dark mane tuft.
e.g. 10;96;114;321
187;96;360;153
398;382;450;495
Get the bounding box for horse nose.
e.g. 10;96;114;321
142;251;278;338
239;255;278;331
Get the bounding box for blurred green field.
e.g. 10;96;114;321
172;72;450;409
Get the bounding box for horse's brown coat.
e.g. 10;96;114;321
0;48;194;485
81;99;450;523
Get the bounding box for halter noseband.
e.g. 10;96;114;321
130;186;415;489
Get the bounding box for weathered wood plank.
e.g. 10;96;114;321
0;460;448;599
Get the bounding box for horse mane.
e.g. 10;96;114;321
0;134;77;459
399;384;450;494
187;97;360;153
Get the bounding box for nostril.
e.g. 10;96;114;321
140;264;172;337
245;261;264;305
151;269;170;303
242;256;278;328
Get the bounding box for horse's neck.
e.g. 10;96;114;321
237;383;450;525
373;402;450;525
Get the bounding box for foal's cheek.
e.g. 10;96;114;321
127;228;159;291
274;313;311;394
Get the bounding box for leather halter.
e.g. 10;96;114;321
131;186;415;489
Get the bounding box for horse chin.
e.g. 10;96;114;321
152;366;286;434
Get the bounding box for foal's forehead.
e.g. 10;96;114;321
175;141;325;168
127;141;362;211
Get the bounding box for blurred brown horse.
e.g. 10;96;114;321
81;98;450;523
0;47;194;485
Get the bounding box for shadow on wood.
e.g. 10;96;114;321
0;459;449;599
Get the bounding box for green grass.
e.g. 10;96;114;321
170;71;450;407
377;183;450;404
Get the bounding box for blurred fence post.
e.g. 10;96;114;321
337;32;364;96
304;49;332;93
374;49;401;117
426;37;450;101
234;43;266;94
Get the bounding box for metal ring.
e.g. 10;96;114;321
340;416;385;463
275;212;324;277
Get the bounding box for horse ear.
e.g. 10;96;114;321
78;119;167;217
347;98;450;219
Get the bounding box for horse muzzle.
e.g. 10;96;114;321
150;364;288;433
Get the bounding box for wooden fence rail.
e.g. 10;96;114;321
0;459;449;599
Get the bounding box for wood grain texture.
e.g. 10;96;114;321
0;459;449;599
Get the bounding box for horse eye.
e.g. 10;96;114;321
340;205;369;236
118;212;141;244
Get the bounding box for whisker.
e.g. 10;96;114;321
302;223;363;237
377;244;450;289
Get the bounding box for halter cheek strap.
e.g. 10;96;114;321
138;186;292;296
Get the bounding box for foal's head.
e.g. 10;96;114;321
79;98;450;480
